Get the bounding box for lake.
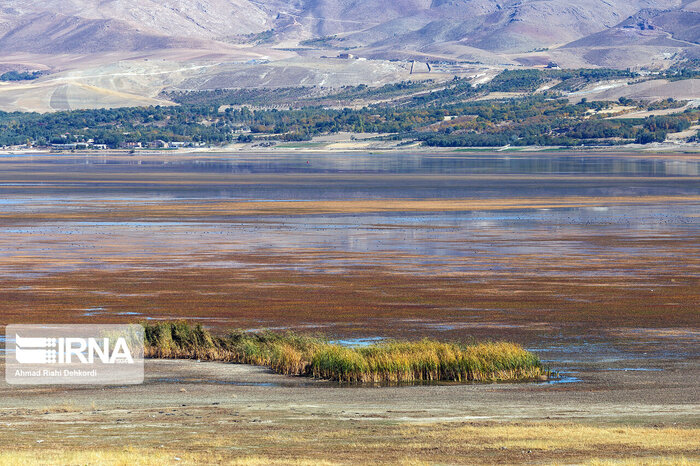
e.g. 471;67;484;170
0;151;698;369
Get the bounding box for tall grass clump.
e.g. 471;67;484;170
144;322;547;384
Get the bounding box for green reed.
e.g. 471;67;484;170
143;322;547;384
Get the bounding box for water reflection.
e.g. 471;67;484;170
34;153;700;177
1;153;700;202
0;153;698;278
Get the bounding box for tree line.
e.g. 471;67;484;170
1;78;697;149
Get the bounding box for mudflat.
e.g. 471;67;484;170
0;152;698;463
0;355;698;464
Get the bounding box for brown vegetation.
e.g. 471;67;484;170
144;322;546;384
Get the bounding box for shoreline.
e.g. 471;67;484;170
0;148;697;463
1;355;697;463
2;142;700;159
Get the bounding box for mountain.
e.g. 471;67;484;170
0;0;698;112
0;12;184;54
0;0;274;40
0;0;695;56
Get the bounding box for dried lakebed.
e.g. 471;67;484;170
0;152;698;463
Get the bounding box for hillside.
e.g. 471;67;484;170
1;0;695;56
0;0;698;112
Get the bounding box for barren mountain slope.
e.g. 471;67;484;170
0;0;699;112
342;0;673;53
0;0;691;55
0;0;274;39
565;7;700;48
0;13;188;54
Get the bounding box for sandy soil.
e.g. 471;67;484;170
574;79;700;103
0;47;293;112
0;51;449;113
0;355;698;464
3;356;698;424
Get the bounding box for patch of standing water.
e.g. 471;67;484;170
603;368;663;372
83;307;143;317
541;371;582;385
83;307;106;317
0;335;14;354
149;377;281;387
329;337;385;348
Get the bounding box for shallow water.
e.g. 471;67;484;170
148;377;283;387
1;152;700;201
7;151;700;175
329;337;385;347
0;152;698;376
0;202;697;278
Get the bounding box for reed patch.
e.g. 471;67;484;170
143;322;547;384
